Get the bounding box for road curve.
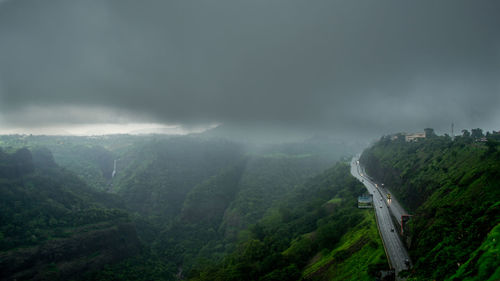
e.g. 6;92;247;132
350;156;411;277
356;165;408;228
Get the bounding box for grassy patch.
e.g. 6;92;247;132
327;197;342;204
302;210;387;281
446;223;500;281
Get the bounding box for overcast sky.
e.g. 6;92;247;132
0;0;499;137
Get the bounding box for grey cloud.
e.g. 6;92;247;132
0;0;499;136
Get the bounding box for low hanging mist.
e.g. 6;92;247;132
0;1;499;281
0;0;499;139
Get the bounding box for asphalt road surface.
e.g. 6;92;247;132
350;156;412;277
356;165;408;228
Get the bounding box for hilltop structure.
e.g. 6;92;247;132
386;130;430;142
405;132;426;142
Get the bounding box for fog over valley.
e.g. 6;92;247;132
0;1;499;281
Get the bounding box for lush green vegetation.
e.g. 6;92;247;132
91;138;345;279
0;147;128;251
189;163;387;281
360;130;500;280
73;135;370;280
113;137;245;223
0;146;140;281
302;211;386;281
1;134;378;280
5;130;497;280
447;222;500;281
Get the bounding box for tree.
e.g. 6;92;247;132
424;128;436;138
485;139;499;155
471;128;484;139
461;129;471;137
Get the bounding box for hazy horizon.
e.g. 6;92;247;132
0;0;499;139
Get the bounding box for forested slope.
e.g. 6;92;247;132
150;153;336;275
112;137;245;225
87;148;341;279
1;134;367;280
360;132;500;280
0;135;136;191
0;147;140;281
190;163;388;281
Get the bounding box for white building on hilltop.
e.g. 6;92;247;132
405;132;426;142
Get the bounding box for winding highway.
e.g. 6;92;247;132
350;156;411;278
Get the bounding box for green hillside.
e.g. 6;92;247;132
0;134;139;191
302;211;386;281
112;137;245;227
189;163;387;281
360;131;500;280
0;134;379;280
71;135;351;280
0;146;140;281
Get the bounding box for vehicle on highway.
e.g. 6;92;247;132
391;228;394;232
405;259;410;267
387;193;391;200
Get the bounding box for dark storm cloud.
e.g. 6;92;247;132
0;0;499;135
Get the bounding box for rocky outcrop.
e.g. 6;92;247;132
0;222;141;281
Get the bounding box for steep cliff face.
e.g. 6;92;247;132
189;163;387;281
0;222;140;281
113;137;245;223
359;135;500;280
0;147;141;281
